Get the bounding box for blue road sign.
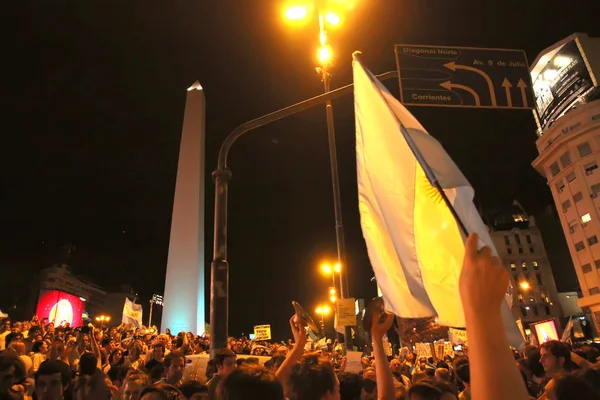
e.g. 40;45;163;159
394;44;535;109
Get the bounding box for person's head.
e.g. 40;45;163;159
0;318;10;332
337;372;362;400
5;332;23;348
0;353;27;400
49;341;65;361
454;360;470;387
543;374;598;400
434;368;451;383
139;383;185;400
390;359;402;374
109;348;124;365
79;353;98;376
122;370;151;400
163;351;186;383
72;369;116;400
101;337;116;351
290;353;340;400
153;343;165;360
35;360;72;400
406;382;442;400
213;349;237;378
219;364;284;400
540;341;571;375
178;381;208;400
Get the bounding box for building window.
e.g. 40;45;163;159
556;180;565;192
588;235;599;246
590;287;600;295
567;171;576;182
550;162;560;177
510;263;516;271
521;262;527;271
575;241;585;251
574;192;584;203
582;263;593;273
544;305;551;315
585;162;598;175
526;235;532;244
504;236;510;245
533;261;539;270
568;219;578;233
581;213;591;223
595;260;600;269
592;184;600;195
536;273;542;284
562;199;572;211
578;142;592;157
507;248;512;255
560;152;572;167
515;234;521;245
533;306;539;316
529;247;534;253
518;248;523;254
520;307;527;316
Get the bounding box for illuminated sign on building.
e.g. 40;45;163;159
531;40;595;131
36;290;85;327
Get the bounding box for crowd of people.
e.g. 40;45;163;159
1;234;600;400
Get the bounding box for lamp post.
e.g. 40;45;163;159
95;315;110;330
315;305;330;336
284;2;353;350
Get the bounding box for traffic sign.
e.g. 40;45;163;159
394;44;534;109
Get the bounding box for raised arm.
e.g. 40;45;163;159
459;233;529;400
275;316;307;390
371;313;395;400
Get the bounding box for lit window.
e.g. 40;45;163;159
581;213;591;223
513;215;526;223
521;262;527;270
525;306;530;310
578;142;592;157
533;261;539;270
510;263;516;271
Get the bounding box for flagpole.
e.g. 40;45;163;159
353;53;470;238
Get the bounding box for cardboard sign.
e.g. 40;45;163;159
253;325;272;341
345;351;363;374
336;298;357;327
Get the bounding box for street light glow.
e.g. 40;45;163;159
285;6;308;20
334;262;341;273
316;305;331;314
318;46;332;65
324;12;340;26
330;295;337;303
321;263;332;274
520;281;530;290
329;287;336;295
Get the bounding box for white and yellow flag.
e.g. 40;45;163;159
122;298;143;328
353;56;522;345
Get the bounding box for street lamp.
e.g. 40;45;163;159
520;281;531;290
284;3;352;350
95;315;110;330
321;262;342;291
315;305;331;335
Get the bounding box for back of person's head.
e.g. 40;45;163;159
290;353;338;400
139;383;186;400
79;352;98;376
0;354;26;391
338;372;362;400
178;380;208;399
454;360;470;385
551;374;598;400
407;382;442;400
149;364;166;383
213;348;236;367
434;368;451;382
220;364;284;400
269;355;285;370
413;371;429;384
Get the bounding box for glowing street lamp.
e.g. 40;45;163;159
95;315;111;329
315;305;330;334
520;281;531;290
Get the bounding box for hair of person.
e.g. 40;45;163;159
290;353;337;400
163;350;186;368
123;369;150;386
575;364;600;396
149;363;166;383
435;368;451;382
540;341;571;367
139;383;185;400
338;372;362;400
153;342;166;351
8;341;26;357
220;364;284;400
31;340;45;354
79;353;98;376
109;348;124;365
212;348;236;367
454;361;470;385
407;382;443;400
0;353;26;386
552;374;598;400
178;380;208;398
35;360;71;388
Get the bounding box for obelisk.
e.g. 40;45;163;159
161;81;205;335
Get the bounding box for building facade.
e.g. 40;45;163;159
488;207;563;326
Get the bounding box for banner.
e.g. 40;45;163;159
122;298;143;328
253;324;271;340
448;327;467;345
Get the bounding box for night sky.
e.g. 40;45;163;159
3;0;598;340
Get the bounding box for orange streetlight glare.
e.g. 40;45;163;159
321;263;332;274
329;287;336;295
520;281;531;290
318;46;332;64
324;12;340;26
285;6;308;20
330;295;337;303
334;263;341;273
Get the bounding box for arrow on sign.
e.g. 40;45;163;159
440;81;481;106
501;78;513;107
517;79;528;108
444;62;497;107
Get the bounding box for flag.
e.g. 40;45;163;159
353;55;523;347
0;310;8;319
561;317;573;342
122;298;143;328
